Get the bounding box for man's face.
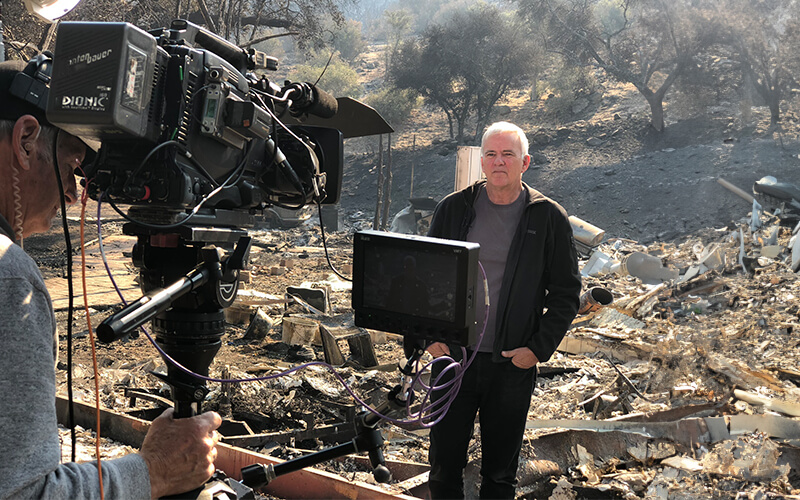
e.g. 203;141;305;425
480;131;530;192
22;131;84;236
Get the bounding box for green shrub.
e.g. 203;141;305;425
333;20;368;63
290;58;363;98
542;63;597;119
363;87;421;128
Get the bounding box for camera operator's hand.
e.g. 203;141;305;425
139;408;222;499
426;342;451;358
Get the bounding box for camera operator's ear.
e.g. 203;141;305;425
12;115;42;170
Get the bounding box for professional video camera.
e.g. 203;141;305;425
47;19;346;228
44;17;384;418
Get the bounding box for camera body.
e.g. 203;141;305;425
47;20;342;221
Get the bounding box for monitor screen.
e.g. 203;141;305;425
352;230;479;347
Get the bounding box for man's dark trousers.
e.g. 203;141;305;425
428;351;536;499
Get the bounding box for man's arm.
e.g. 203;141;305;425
425;191;464;359
8;410;221;500
427;202;448;238
0;267;152;500
0;250;220;500
527;207;582;362
15;456;152;500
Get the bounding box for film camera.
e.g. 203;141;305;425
40;19;395;497
48;19;349;226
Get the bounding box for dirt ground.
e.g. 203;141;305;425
26;68;800;498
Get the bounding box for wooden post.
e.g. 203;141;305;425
373;134;384;230
381;133;393;230
40;21;58;52
0;1;5;62
410;135;416;198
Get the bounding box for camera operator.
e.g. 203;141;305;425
0;58;222;500
425;121;581;499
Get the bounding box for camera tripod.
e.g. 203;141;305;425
98;221;255;499
98;221;425;498
97;222;249;416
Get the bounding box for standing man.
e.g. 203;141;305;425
0;57;222;499
426;121;581;499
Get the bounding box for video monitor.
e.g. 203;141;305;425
352;230;479;347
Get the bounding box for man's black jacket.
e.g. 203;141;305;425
428;180;581;363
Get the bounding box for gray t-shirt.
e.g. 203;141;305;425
0;218;151;500
467;187;526;352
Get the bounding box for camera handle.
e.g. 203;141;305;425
168;19;277;73
240;343;428;490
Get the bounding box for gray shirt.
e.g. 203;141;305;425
467;187;526;352
0;216;151;500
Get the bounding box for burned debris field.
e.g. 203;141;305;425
29;90;800;499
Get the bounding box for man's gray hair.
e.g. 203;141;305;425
481;121;529;158
0;118;57;164
0;119;14;140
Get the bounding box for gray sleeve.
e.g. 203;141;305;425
0;242;151;500
9;455;152;500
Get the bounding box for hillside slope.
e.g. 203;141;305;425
337;77;800;243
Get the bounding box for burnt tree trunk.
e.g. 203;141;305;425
749;67;782;124
623;60;682;133
638;75;676;133
443;109;455;140
768;92;781;124
646;96;665;133
373;134;384;230
380;134;393;230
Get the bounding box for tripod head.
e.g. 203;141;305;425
97;217;251;417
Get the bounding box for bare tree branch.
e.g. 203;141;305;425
240;31;300;48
